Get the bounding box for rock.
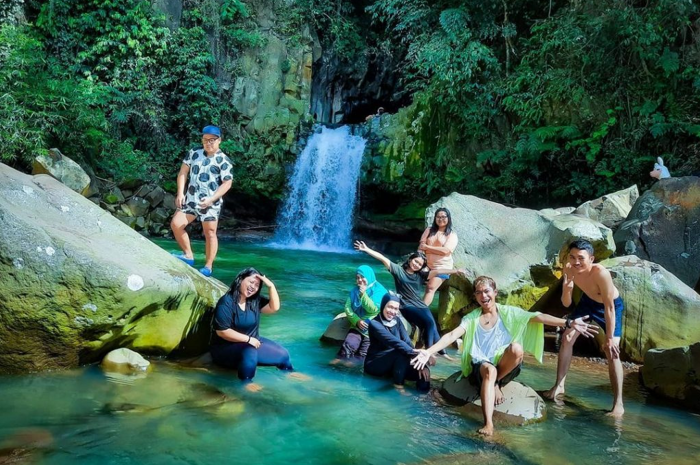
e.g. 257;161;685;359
149;207;170;225
427;193;615;329
440;371;546;425
0;162;227;374
574;185;639;230
104;187;125;204
102;348;151;373
641;343;700;412
162;193;176;211
601;255;700;362
320;313;351;344
117;215;138;229
134;216;147;231
145;186;165;208
320;313;412;344
32;148;91;195
614;177;700;288
125;196;150;217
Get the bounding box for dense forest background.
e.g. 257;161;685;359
1;0;699;213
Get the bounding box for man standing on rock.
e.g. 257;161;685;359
543;239;625;417
171;125;233;277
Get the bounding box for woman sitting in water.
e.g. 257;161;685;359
411;276;598;436
364;293;432;391
336;265;388;361
210;268;293;383
419;208;459;306
354;240;465;355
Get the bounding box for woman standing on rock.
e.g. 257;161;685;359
411;276;598;436
210;268;293;389
334;265;388;361
364;293;432;392
419;208;459;306
354;240;465;355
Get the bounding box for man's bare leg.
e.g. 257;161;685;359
202;220;218;269
606;336;625;417
543;328;580;400
478;363;497;436
171;211;196;259
495;343;524;405
422;276;444;306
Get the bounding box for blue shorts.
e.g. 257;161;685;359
436;274;450;280
571;294;624;337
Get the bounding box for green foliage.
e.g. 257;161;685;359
367;0;700;206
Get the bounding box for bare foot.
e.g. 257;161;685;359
244;383;263;393
494;384;505;406
477;424;494;436
394;384;411;396
543;385;565;400
288;372;312;382
606;405;624;418
329;358;343;366
438;353;455;361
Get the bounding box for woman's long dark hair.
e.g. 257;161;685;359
228;267;263;308
428;207;452;237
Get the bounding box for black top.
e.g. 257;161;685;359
388;262;428;309
365;317;415;361
211;293;269;345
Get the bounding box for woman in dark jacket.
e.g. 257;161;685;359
364;293;432;391
210;267;293;381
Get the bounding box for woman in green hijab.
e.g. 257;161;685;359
337;265;388;360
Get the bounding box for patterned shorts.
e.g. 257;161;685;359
180;196;222;222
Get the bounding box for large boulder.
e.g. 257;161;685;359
574;185;639;230
320;313;412;344
0;163;227;374
428;193;615;328
641;343;700;412
601;255;700;363
32;149;91;196
614;177;700;288
440;371;545;425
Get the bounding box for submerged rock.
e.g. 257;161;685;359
440;371;545;425
427;193;615;328
614;177;700;288
574;185;639;230
0;163;227;374
32;148;91;196
641;343;700;412
601;255;700;362
102;348;151;374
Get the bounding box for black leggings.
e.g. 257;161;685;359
401;305;441;349
210;337;293;381
338;329;370;359
364;351;430;391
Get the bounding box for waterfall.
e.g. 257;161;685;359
272;126;366;252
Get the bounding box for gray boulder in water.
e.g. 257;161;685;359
0;163;227;374
642;342;700;412
440;371;546;425
614;177;700;288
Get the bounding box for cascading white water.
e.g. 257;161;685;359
272;126;366;252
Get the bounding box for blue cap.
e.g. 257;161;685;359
202;125;221;137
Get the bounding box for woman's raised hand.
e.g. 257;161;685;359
254;274;274;287
354;240;368;252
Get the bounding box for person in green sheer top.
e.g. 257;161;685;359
411;276;598;437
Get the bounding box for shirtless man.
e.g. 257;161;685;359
543;239;625;417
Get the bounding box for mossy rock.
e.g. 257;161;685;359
0;163;227;374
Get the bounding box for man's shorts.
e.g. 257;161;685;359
180;196;222;222
571;294;624;338
469;360;522;388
